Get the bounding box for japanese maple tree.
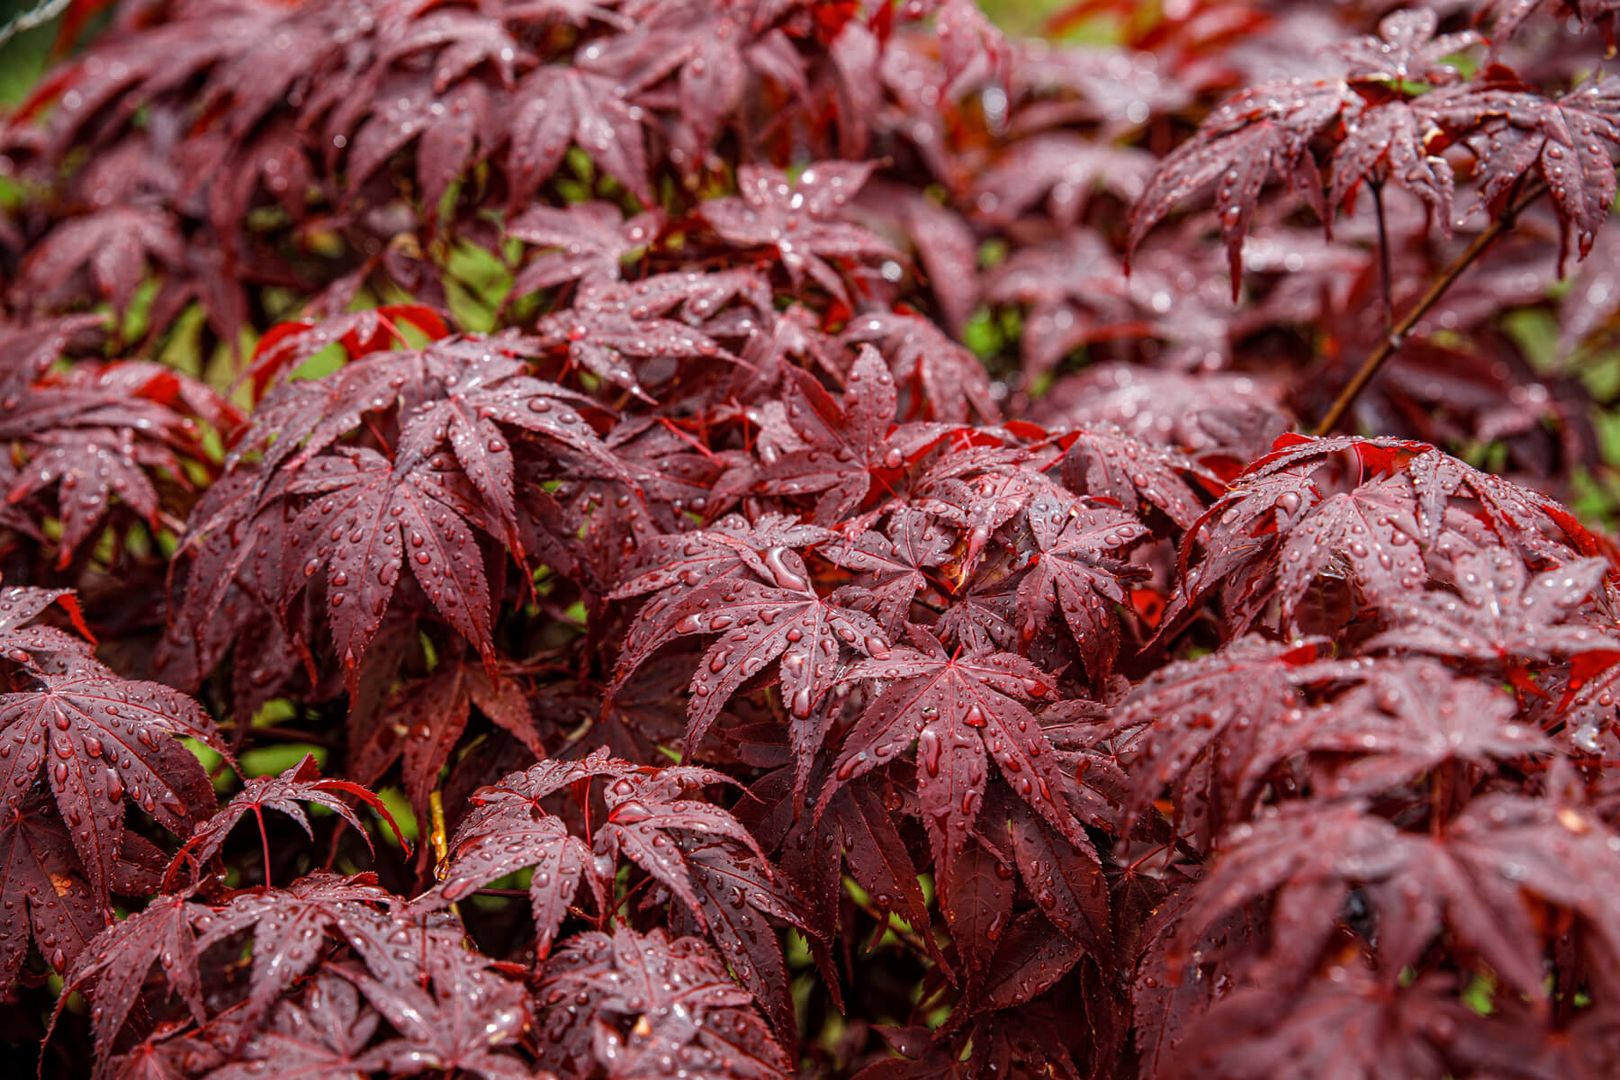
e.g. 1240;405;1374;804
7;0;1620;1076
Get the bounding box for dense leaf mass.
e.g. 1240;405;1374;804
9;0;1620;1076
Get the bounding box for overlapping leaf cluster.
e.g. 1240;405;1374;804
8;0;1620;1076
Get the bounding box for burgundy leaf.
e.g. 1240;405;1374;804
430;756;613;959
508;202;663;295
825;627;1082;864
372;656;545;818
703;161;896;299
507;66;653;205
822;508;953;634
63;893;211;1062
1369;546;1614;664
0;669;227;904
1111;636;1336;841
1332;9;1478;86
841;311;998;424
17;208;184;314
937;834;1015;986
754;345;946;524
534;926;792;1079
1058;426;1216;530
1430;76;1620;263
1129;79;1347;291
534;271;762;400
0;798;103;982
1014;488;1151;681
1164;973;1459;1080
345;910;530;1080
0;585;96;671
206;972;380;1080
617;541;890;765
194;873;395;1028
284;448;498;679
167;755;405;886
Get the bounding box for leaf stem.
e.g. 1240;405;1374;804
1313;186;1540;436
253;804;274;888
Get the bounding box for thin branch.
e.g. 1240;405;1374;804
429;789;461;922
428;789;450;869
1314;185;1541;436
844;881;932;959
0;0;69;49
1370;179;1395;334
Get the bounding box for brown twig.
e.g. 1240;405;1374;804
1314;185;1541;436
1371;179;1395;334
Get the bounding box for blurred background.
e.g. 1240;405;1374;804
8;0;1620;529
0;0;1078;102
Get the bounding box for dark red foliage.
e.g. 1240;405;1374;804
534;926;793;1079
164;755;407;889
10;0;1620;1077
